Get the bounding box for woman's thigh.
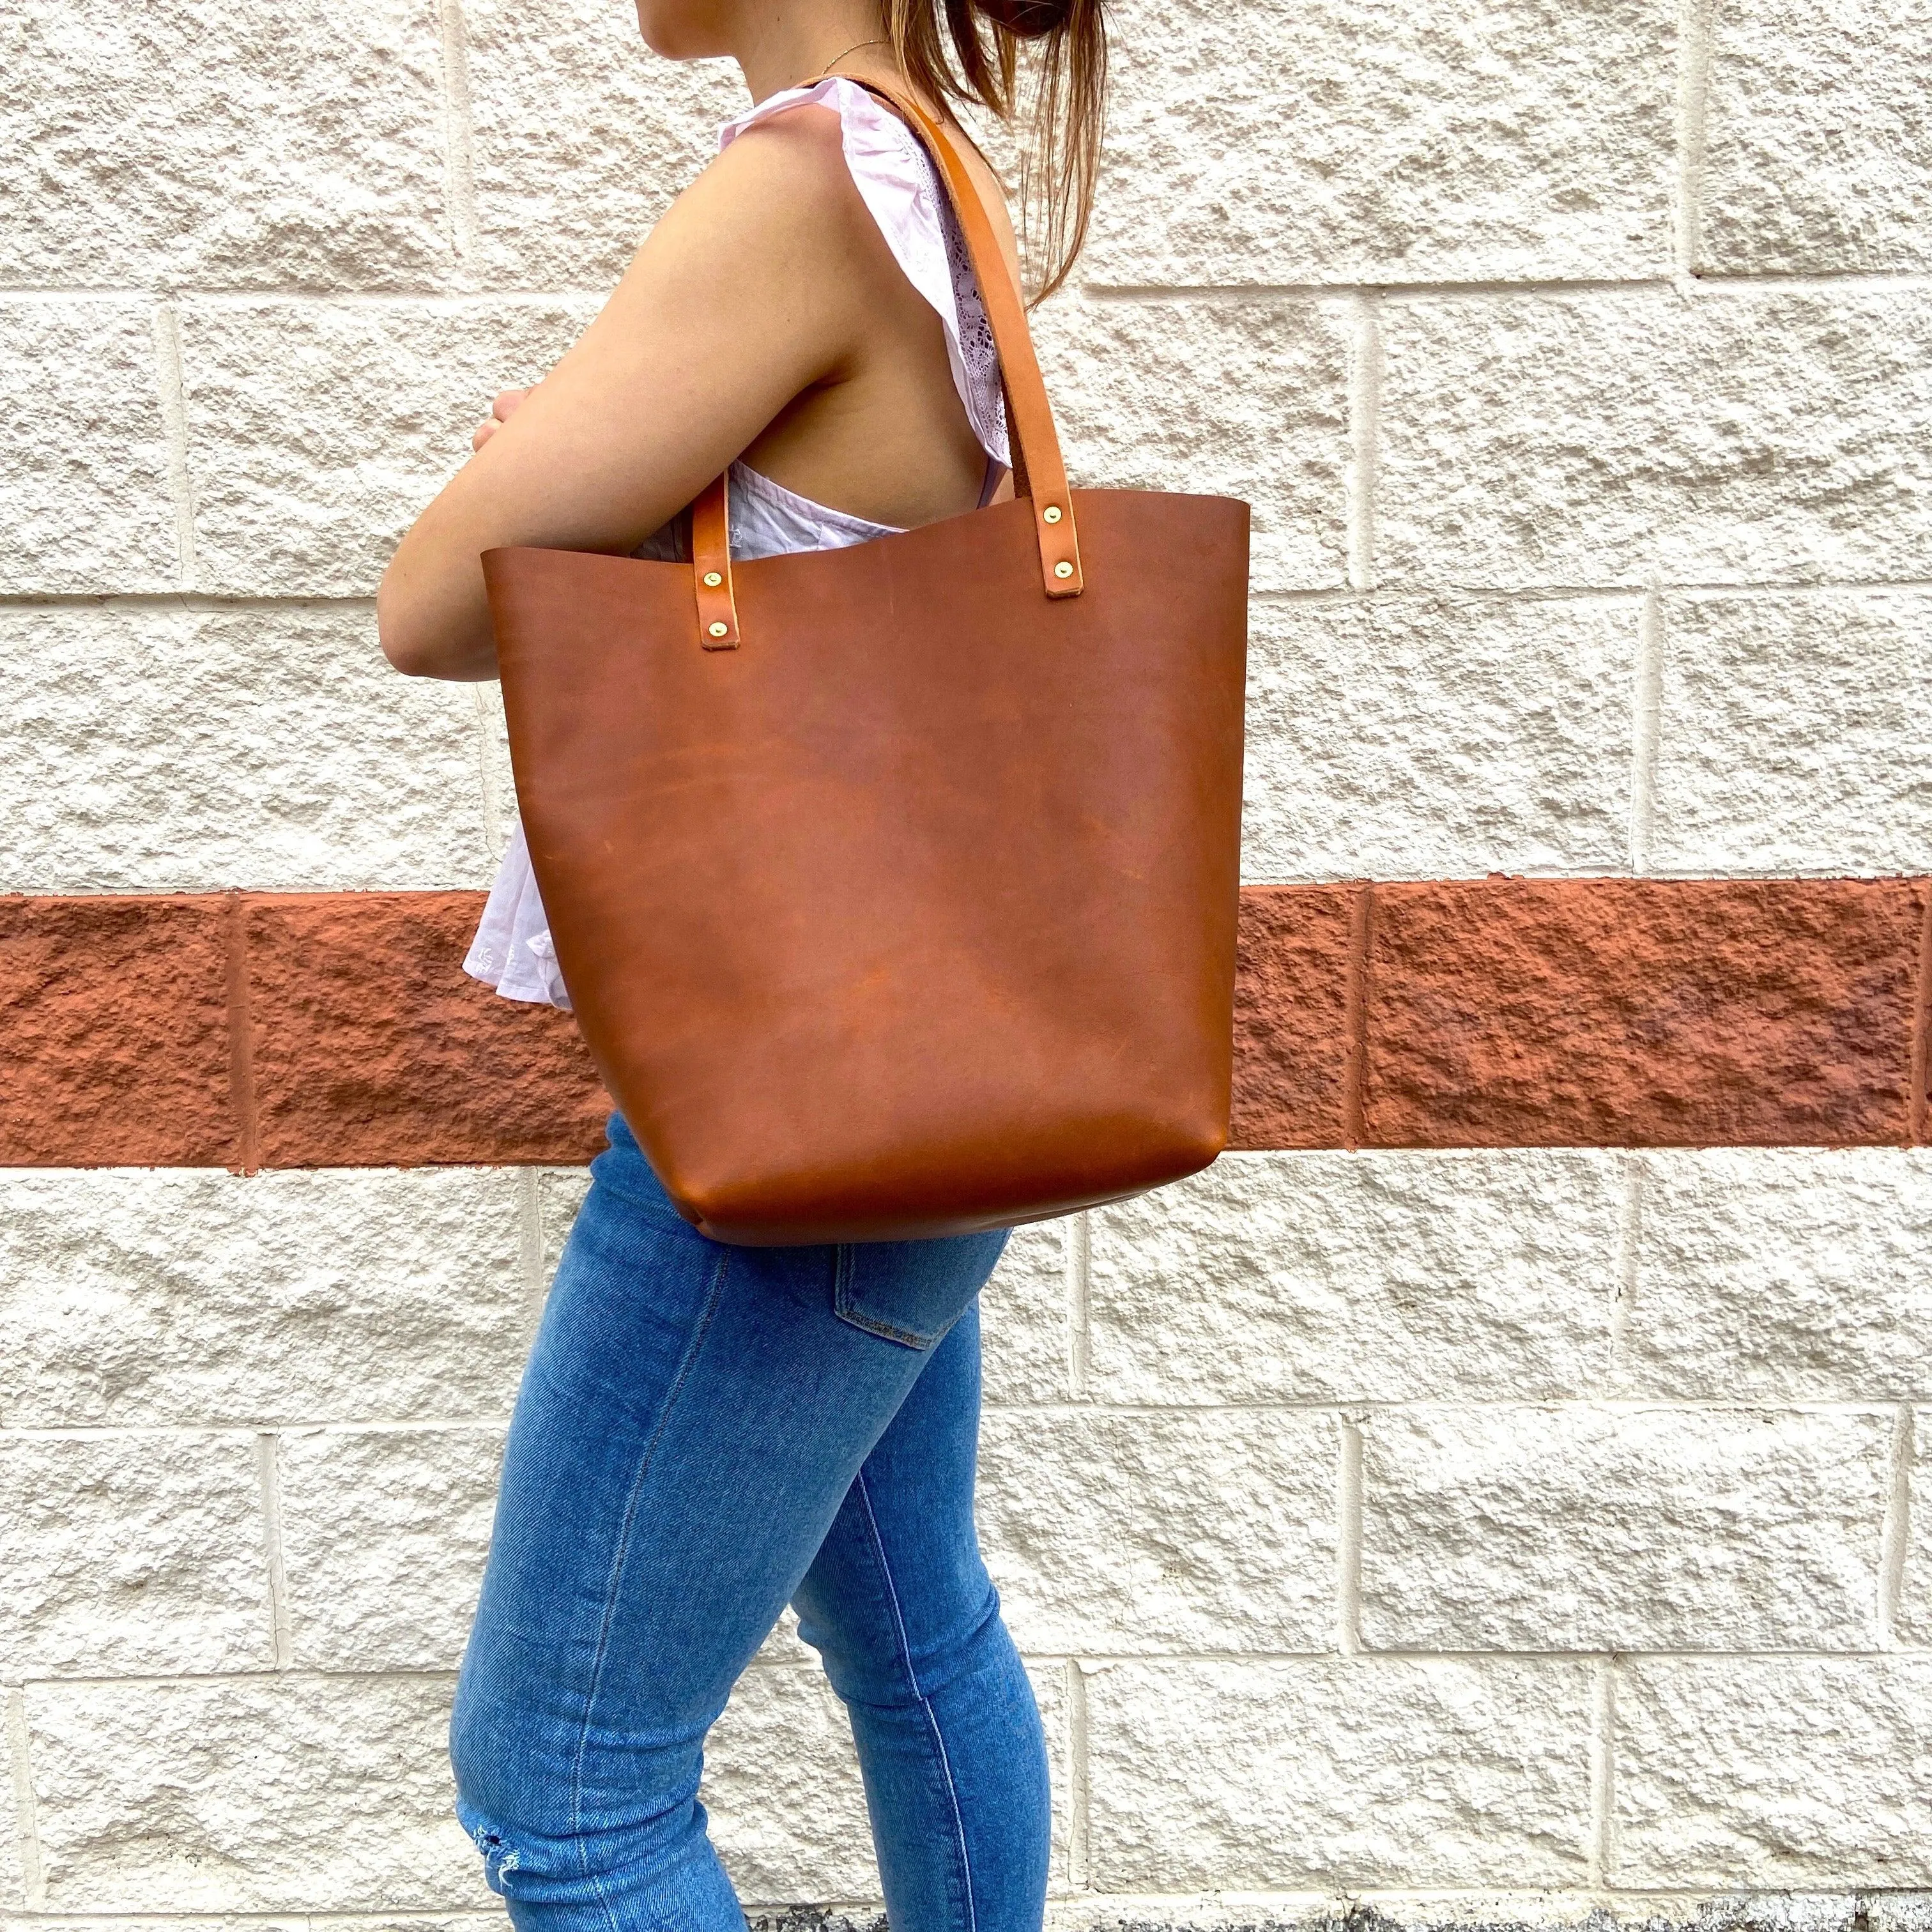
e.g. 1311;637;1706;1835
450;1120;1008;1870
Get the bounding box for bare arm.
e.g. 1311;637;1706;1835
377;109;876;680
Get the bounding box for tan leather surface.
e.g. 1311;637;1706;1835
484;77;1250;1245
487;484;1248;1243
690;471;739;647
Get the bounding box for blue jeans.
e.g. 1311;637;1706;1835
450;1114;1049;1932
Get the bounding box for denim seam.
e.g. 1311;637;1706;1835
834;1248;937;1350
565;1246;733;1932
855;1467;979;1932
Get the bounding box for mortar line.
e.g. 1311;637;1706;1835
435;0;479;274
6;578;1932;616
1587;1657;1617;1887
1337;1416;1365;1656
1674;0;1719;284
1345;294;1381;592
518;1167;548;1334
1629;588;1664;874
1066;1660;1092;1889
1339;883;1376;1149
150;303;197;590
1910;881;1932;1146
1610;1154;1645;1375
1066;1211;1092;1400
4;1688;44;1910
255;1432;295;1669
222;892;262;1176
1878;1404;1915;1645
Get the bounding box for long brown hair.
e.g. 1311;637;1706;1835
882;0;1107;302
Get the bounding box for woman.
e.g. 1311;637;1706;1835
376;0;1106;1922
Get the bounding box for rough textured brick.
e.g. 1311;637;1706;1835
0;607;493;894
979;1218;1071;1406
979;1409;1337;1654
463;0;742;284
0;1432;269;1676
0;302;178;595
1698;0;1932;273
1891;1409;1932;1646
180;300;597;595
1228;885;1354;1151
1087;1151;1620;1404
0;1763;19;1911
1360;1406;1889;1651
1364;878;1924;1146
278;1426;503;1671
1377;288;1932;588
1650;590;1932;877
1084;0;1672;284
0;1169;530;1427
539;1165;595;1282
23;1676;486;1910
1621;1149;1932;1399
245;893;608;1166
1034;297;1349;593
1613;1658;1932;1886
0;895;236;1168
703;1668;877;1903
0;0;451;289
1085;1659;1593;1889
1243;595;1634;881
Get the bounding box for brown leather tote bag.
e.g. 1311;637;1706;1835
483;80;1249;1245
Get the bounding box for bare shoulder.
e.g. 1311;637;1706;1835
657;102;872;270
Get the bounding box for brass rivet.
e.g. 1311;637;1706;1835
1042;505;1062;525
708;620;730;638
1054;560;1074;579
702;571;723;586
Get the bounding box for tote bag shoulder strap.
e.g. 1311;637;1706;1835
689;75;1083;649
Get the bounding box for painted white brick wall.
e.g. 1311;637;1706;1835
1;0;1929;1923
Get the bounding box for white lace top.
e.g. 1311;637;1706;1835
465;77;1009;1010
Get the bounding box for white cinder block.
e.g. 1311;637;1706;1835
1613;1657;1932;1886
1082;0;1672;284
1087;1153;1620;1404
178;298;598;595
981;1219;1073;1407
1085;1659;1593;1889
0;0;452;290
0;605;493;894
1360;1406;1889;1652
0;1170;530;1429
1377;287;1932;588
537;1167;594;1288
0;1747;19;1909
23;1675;488;1910
1620;1149;1932;1399
1890;1410;1932;1646
1699;0;1932;273
278;1426;505;1671
703;1667;877;1904
0;1431;270;1677
979;1409;1337;1655
1243;594;1634;881
0;302;178;596
1034;296;1350;593
463;0;742;286
1650;589;1932;877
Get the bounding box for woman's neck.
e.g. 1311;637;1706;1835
730;4;898;105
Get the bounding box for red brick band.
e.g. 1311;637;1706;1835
3;882;1928;1169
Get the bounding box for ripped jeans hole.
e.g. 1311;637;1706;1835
471;1825;523;1882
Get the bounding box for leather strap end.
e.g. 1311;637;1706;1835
691;471;740;648
1036;496;1083;597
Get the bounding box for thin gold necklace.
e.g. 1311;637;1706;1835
811;36;889;79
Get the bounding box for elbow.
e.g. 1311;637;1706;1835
376;571;468;680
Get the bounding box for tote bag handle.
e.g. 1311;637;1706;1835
690;75;1084;650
